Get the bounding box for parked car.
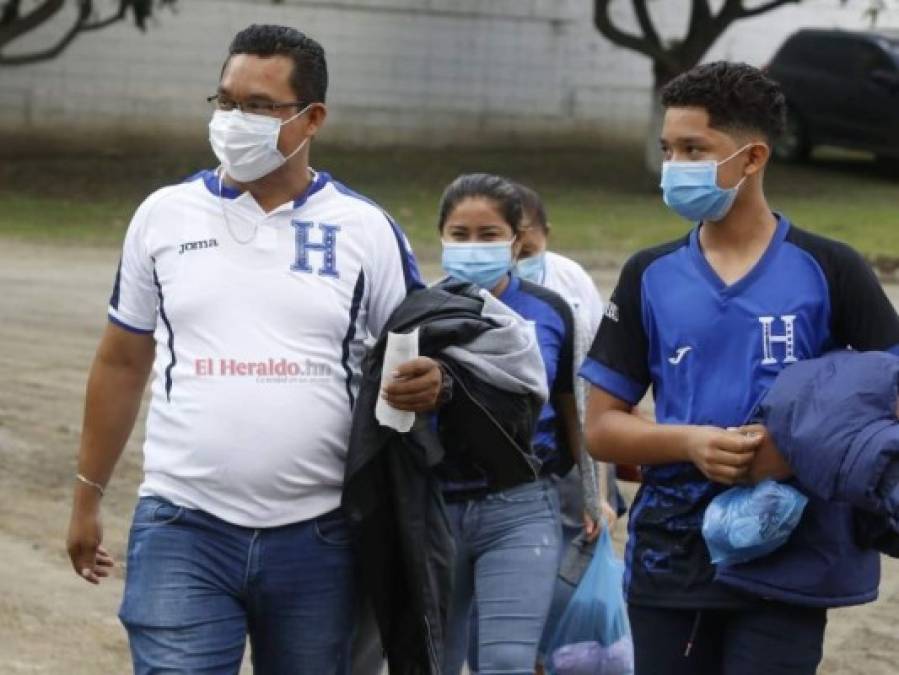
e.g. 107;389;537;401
766;29;899;162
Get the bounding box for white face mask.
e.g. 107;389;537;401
208;105;311;183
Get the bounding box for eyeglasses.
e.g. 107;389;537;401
206;94;306;117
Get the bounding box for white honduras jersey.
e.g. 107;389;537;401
108;169;422;527
542;251;604;336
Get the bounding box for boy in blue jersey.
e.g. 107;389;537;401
580;61;899;675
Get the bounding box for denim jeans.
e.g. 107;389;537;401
442;479;562;675
119;497;356;675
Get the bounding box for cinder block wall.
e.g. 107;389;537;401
0;0;895;146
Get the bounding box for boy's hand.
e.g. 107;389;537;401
739;424;792;484
685;427;761;485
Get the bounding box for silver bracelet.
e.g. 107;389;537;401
76;473;105;497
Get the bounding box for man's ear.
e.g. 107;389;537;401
745;142;771;177
305;103;328;137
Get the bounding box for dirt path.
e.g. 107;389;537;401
1;240;897;674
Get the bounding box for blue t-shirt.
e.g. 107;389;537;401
580;214;899;608
438;274;576;496
500;274;576;475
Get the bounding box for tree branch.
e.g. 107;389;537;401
594;0;671;63
0;0;65;48
737;0;801;19
1;0;22;28
81;1;129;32
631;0;662;49
0;0;93;66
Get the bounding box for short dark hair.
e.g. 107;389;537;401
660;61;786;143
515;183;548;232
437;173;524;234
227;24;328;105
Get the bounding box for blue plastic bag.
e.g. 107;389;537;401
546;527;633;675
702;480;809;566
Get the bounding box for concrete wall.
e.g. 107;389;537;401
1;0;897;146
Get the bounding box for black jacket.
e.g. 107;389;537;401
341;280;544;674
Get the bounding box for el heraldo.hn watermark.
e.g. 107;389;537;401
194;357;333;383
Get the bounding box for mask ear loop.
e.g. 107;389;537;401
716;143;762;192
278;104;315;164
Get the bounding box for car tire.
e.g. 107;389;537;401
774;107;811;163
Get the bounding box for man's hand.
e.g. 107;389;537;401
739;424;792;484
685;426;762;485
382;357;443;413
66;490;114;585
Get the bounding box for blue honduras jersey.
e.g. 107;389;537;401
580;214;899;608
439;273;575;496
500;274;576;475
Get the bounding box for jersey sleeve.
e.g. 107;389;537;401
578;253;651;405
553;296;576;396
365;211;425;339
107;197;158;334
830;245;899;355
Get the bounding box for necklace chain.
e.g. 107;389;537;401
217;168;258;245
215;167;317;246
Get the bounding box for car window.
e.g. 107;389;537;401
853;43;894;76
818;38;864;77
776;34;818;68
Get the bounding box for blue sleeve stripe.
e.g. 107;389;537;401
329;179;424;293
109;259;122;310
108;313;154;335
341;269;366;411
578;357;645;405
151;262;177;402
385;214;425;293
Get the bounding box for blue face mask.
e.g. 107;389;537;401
442;241;513;289
515;252;546;284
660;144;752;223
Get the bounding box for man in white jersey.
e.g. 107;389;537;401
65;24;443;675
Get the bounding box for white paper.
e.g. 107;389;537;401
375;328;419;432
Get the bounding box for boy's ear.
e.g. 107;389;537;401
745;142;771;177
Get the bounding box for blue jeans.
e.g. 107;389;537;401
119;497;356;675
443;479;562;675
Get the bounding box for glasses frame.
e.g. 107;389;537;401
206;94;307;115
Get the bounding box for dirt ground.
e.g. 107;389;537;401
1;239;898;674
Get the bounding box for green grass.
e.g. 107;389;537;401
1;144;897;263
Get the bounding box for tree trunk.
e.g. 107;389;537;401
643;62;681;186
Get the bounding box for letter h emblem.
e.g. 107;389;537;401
291;221;340;278
759;315;798;365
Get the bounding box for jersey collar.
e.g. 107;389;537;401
688;212;790;297
200;167;331;211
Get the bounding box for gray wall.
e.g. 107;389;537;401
1;0;896;147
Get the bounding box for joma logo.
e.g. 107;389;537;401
179;239;219;255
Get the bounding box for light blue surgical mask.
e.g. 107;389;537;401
660;144;752;222
515;252;546;284
441;241;513;289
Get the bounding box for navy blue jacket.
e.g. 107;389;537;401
716;351;899;607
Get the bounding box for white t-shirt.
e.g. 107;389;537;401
542;251;604;336
109;169;421;527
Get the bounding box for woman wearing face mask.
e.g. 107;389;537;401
435;173;579;675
